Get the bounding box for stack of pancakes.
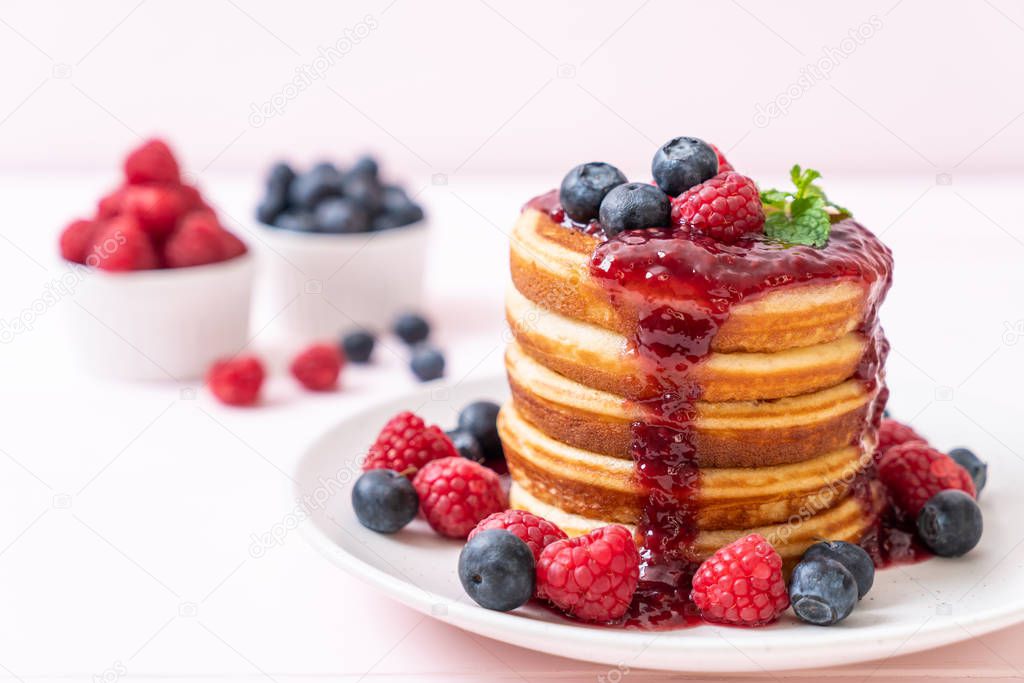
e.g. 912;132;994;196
498;203;890;565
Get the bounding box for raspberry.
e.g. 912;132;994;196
59;219;97;264
711;143;734;173
671;172;765;244
878;442;975;516
219;228;248;259
877;418;926;455
124;139;180;185
413;456;507;538
91;216;159;271
122;185;189;238
690;533;789;626
290;343;344;391
536;525;640;622
163;211;234;268
362;411;458;473
207;355;265;406
96;186;127;219
469;510;567;561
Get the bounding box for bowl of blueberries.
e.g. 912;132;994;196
253;155;428;338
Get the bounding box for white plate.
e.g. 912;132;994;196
295;375;1024;673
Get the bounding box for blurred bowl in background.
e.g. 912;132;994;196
64;252;254;381
253;220;428;340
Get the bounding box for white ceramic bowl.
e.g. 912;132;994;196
252;221;428;339
64;253;254;381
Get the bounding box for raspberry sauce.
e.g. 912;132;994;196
527;189;896;628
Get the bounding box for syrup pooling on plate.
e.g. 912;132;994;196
550;197;894;628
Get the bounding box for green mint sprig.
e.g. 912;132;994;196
760;165;850;248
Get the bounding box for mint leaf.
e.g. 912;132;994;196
760;165;850;247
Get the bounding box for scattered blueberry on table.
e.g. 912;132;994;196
393;312;431;345
341;330;376;364
410;345;445;382
256;155;424;233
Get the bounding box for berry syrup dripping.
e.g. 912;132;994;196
530;190;895;628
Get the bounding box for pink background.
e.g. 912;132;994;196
1;0;1022;177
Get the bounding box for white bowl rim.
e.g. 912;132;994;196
57;250;255;282
252;217;428;245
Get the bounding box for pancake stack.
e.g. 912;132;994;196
498;191;893;572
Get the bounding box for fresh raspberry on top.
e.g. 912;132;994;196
877;418;926;456
290;343;344;391
362;411;458;473
469;509;567;561
878;442;975;516
690;533;789;627
711;143;734;173
124;139;180;185
91;216;159;272
207;355;265;406
59;219;97;264
671;172;765;244
413;456;507;538
122;185;189;238
536;524;640;622
163;210;232;268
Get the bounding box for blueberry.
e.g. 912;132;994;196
289;171;340;209
598;182;671;236
342;174;383;213
457;401;502;463
275;211;318;232
381;185;411;212
917;490;983;557
651;136;719;197
393;313;430;345
948;447;987;494
372;209;423;231
883;408;891;418
410;345;445;382
350;155;379;179
558;162;628;223
789;558;858;626
256;190;288;225
351;469;419;534
446;429;485;464
341;330;375;363
311;160;339;177
267;162;295;193
315;197;370;233
803;540;875;599
458;529;535;611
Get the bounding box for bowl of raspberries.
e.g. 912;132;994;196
58;138;253;381
252;155;428;338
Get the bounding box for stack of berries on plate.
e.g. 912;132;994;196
256;156;424;234
352;402;989;628
59;139;246;271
